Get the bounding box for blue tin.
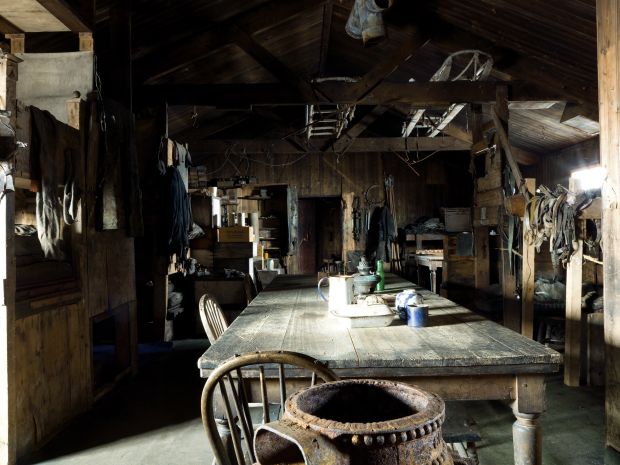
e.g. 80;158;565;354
407;305;429;327
395;289;424;321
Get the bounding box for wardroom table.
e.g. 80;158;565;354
198;274;561;465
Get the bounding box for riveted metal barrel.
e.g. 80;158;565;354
254;379;455;465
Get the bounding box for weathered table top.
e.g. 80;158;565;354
198;274;562;378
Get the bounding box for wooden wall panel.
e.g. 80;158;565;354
14;303;91;457
201;151;470;226
531;137;600;188
596;0;620;449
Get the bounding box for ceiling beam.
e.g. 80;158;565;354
133;0;328;84
323;28;429;152
137;81;571;108
317;1;333;76
347;27;429;101
173;112;252;142
189;136;469;154
0;17;22;34
35;0;90;31
428;20;597;110
232;25;318;102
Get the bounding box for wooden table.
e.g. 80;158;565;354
413;253;444;293
198;274;562;465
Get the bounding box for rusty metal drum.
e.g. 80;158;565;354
254;379;455;465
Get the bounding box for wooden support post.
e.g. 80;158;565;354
0;52;17;465
597;0;620;449
564;178;584;386
471;105;490;291
4;35;24;55
521;178;536;339
341;192;356;273
78;32;94;52
496;86;520;332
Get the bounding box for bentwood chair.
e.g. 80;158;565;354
201;351;339;465
198;293;228;344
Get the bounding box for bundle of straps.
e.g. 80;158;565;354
523;185;594;276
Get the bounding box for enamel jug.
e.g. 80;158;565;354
317;275;354;311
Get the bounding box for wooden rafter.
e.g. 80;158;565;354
429;19;597;112
35;0;90;31
317;1;333;76
232;25;318;102
134;0;329;84
0;17;22;34
173;112;252;143
322;29;428;153
138;81;572;108
189;136;469;155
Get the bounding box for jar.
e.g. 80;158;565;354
395;289;424;320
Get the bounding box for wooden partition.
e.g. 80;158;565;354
597;0;620;450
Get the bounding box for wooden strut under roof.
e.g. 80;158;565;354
0;0;90;33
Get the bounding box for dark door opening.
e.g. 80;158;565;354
297;197;343;274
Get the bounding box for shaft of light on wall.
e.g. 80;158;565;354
570;166;606;191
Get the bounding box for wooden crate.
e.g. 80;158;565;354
217;226;254;242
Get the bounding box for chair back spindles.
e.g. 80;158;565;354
258;366;270;424
218;380;245;465
199;294;228;344
225;373;255;461
278;364;287;415
201;351;339;465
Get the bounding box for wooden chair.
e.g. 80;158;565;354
201;351;339;465
198;293;228;344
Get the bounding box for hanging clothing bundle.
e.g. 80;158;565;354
163;165;192;272
365;205;395;262
95;98;144;236
30;106;81;260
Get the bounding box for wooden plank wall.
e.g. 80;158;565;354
9;96;137;459
0;52;18;465
596;0;620;450
14;303;91;456
199;150;472;235
528;137;600;188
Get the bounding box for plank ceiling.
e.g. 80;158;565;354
1;0;600;159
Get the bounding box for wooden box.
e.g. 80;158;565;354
190;227;216;250
217;226;254;242
214;242;257;258
442;208;472;232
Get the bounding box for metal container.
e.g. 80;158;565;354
254;379;455;465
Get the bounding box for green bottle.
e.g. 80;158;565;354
376;259;385;291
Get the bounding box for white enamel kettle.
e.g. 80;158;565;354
317;275;354;311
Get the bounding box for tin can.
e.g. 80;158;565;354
407;304;429;327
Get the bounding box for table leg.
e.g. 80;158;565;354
512;375;545;465
513;412;541;465
416;262;422;286
429;269;437;294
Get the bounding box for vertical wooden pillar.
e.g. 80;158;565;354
341;192;356;272
496;86;520;332
4;35;24;55
471;104;491;292
0;52;18;465
564;218;584;386
521;178;536;339
596;0;620;450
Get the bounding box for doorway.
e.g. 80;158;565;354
297;197;343;274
